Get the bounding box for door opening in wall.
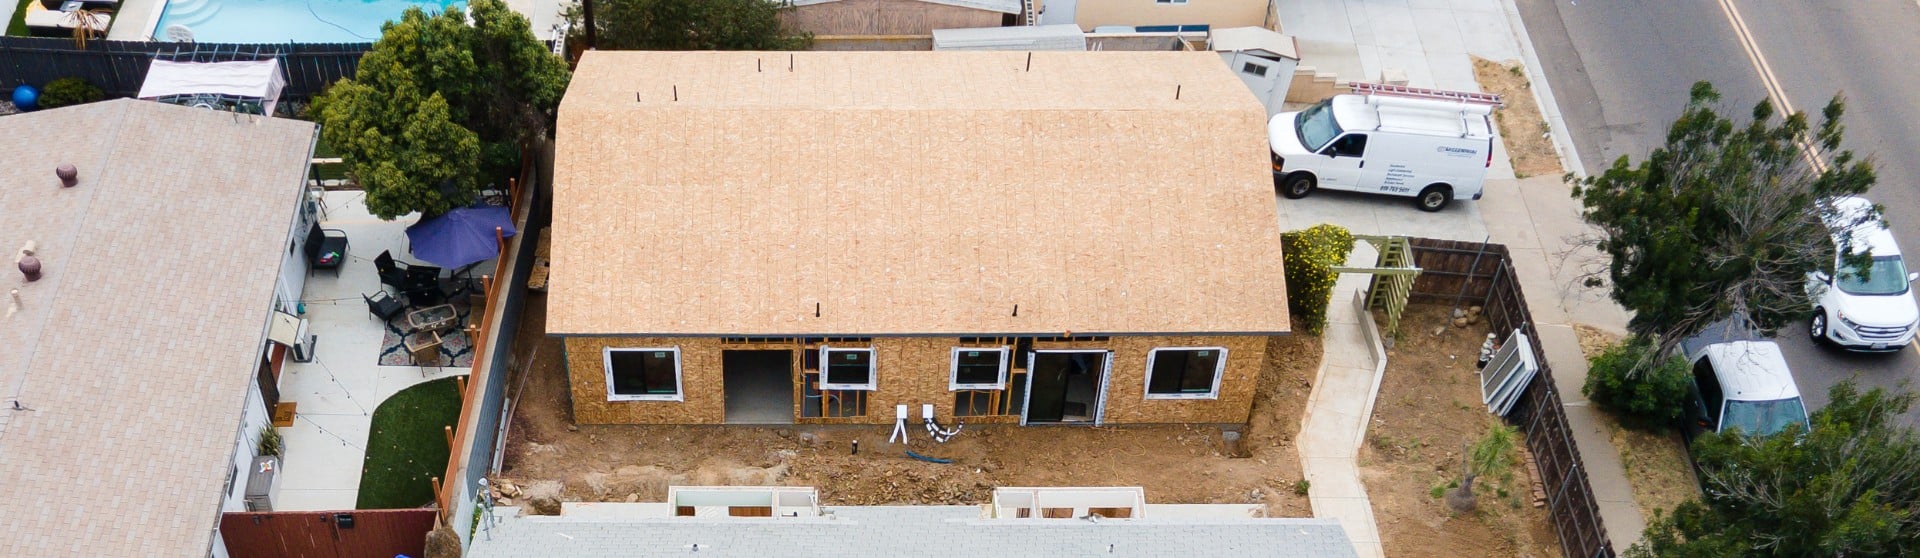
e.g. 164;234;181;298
723;350;795;424
1022;350;1109;425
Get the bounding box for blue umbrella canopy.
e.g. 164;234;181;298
405;205;518;268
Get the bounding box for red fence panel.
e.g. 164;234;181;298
220;509;435;558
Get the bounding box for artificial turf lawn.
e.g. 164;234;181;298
356;376;464;509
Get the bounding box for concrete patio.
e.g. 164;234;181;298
272;190;477;511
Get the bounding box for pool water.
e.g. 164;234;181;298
156;0;466;44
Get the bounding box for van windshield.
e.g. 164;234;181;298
1720;398;1807;437
1836;255;1910;296
1295;100;1343;153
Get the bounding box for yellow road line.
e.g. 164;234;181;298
1715;0;1829;173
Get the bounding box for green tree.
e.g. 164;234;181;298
567;0;811;51
1582;335;1691;431
312;0;569;219
1573;81;1877;361
1629;383;1920;557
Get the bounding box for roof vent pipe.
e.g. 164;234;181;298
17;256;40;282
56;164;77;187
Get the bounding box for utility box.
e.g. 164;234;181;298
243;455;281;512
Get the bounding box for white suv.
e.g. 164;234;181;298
1807;196;1920;351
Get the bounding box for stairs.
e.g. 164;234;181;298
162;0;222;29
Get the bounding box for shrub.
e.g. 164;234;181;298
1281;224;1355;335
1582;335;1691;431
38;77;103;109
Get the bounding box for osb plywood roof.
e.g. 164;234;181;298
550;51;1287;336
0;100;314;556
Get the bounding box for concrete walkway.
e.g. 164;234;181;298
1297;275;1389;558
1281;0;1643;552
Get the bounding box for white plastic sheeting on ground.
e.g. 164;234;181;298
138;59;287;115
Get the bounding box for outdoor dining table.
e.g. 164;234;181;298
406;304;457;334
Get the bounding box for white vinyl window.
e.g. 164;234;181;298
949;347;1011;390
1143;347;1226;400
604;347;684;401
819;347;877;391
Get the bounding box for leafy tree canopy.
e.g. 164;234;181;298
1630;383;1920;557
313;0;569;219
1574;81;1877;353
567;0;811;51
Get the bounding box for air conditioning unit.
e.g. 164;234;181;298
290;318;317;363
244;455;281;512
268;311;318;363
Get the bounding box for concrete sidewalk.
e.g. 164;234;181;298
1281;0;1643;552
1479;176;1641;551
1297;274;1390;558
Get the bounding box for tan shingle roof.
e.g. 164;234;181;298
549;51;1288;336
0;100;314;556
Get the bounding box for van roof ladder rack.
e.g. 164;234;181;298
1346;82;1504;107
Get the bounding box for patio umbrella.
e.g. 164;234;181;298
405;205;518;268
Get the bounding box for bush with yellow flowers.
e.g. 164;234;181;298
1281;224;1355;335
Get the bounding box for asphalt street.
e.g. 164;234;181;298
1516;0;1920;424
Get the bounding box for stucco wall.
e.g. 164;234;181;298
565;335;1274;426
1065;0;1268;30
783;0;1008;36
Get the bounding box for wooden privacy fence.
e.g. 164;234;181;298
0;37;369;104
1405;237;1616;558
220;509;435;558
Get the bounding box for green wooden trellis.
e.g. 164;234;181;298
1330;235;1421;335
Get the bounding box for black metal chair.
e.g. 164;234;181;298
374;250;410;291
363;291;406;322
304;222;349;276
404;265;447;306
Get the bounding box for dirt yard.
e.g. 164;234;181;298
1362;305;1561;557
495;293;1320;516
1572;325;1701;519
1474;57;1564;179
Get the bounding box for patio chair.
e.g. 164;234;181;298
304;222;349;276
404;265;446;305
363;291;406;322
407;330;443;372
374;251;410;291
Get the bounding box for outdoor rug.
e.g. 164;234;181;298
377;299;477;367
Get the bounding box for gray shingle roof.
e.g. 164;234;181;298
468;505;1357;557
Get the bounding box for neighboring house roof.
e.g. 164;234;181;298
1208;26;1299;60
786;0;1023;15
468;506;1358;557
549;51;1288;336
0;99;315;557
933;23;1087;50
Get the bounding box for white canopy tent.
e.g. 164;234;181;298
138;59;288;116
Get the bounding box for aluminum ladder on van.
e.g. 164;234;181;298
1348;82;1505;107
1349;82;1503;138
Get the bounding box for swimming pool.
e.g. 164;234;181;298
154;0;466;44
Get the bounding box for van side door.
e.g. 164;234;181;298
1311;133;1369;191
1357;136;1411;196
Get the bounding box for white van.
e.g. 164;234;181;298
1807;196;1920;351
1269;85;1500;211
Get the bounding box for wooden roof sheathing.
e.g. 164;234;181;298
550;51;1288;336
